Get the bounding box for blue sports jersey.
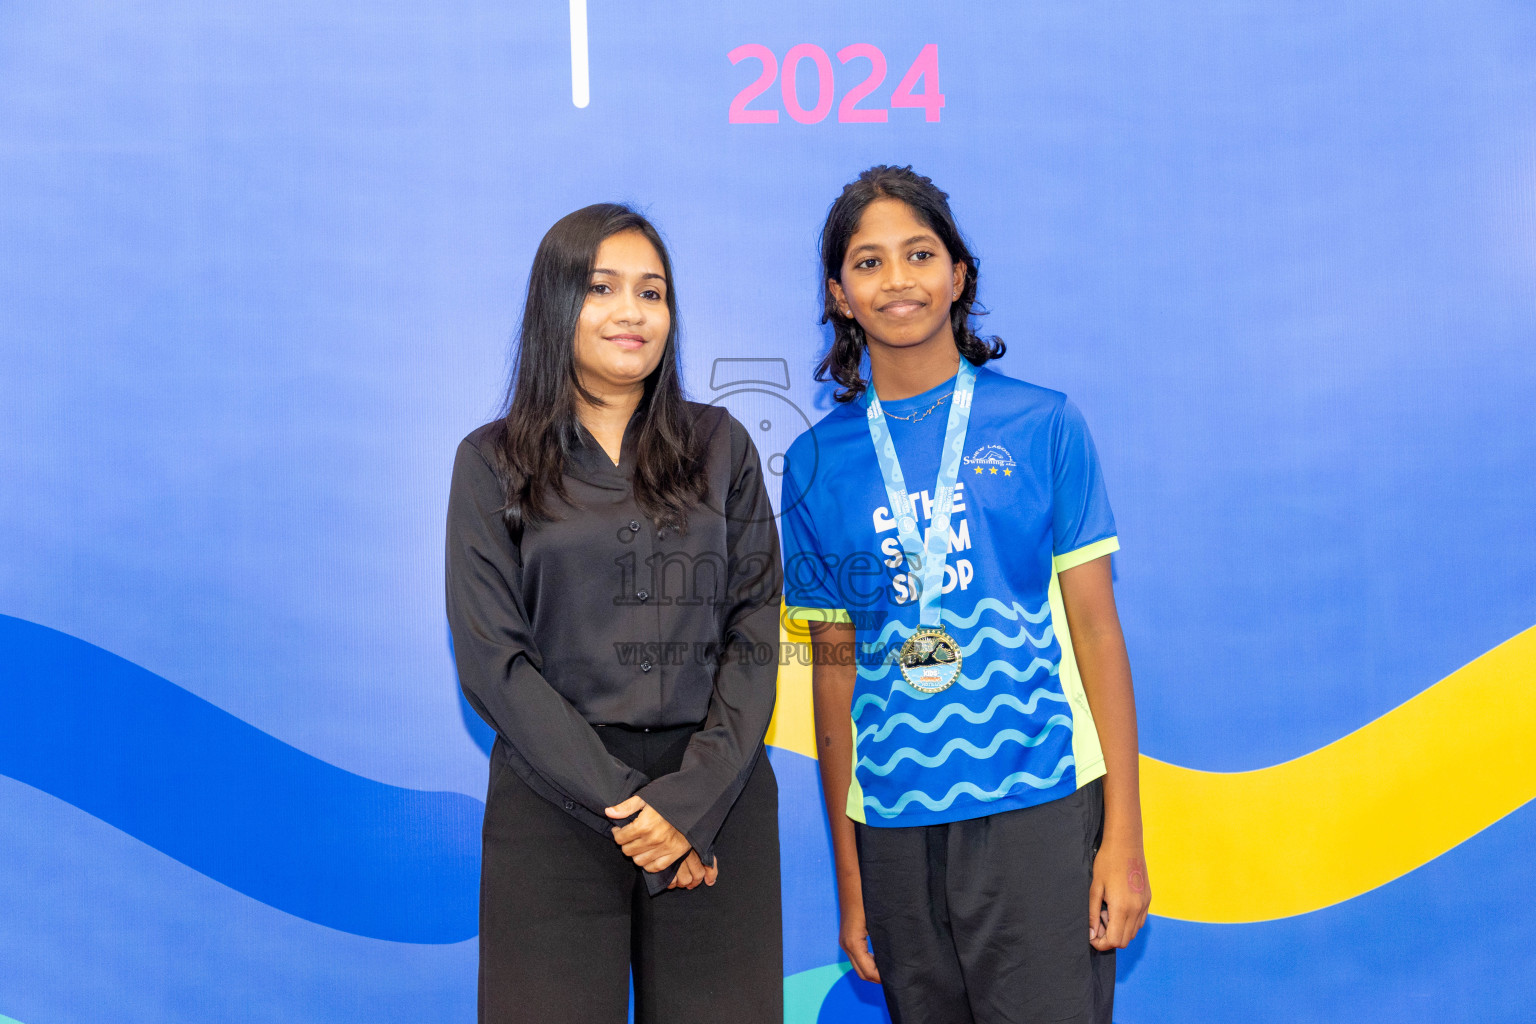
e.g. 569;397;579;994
782;365;1119;827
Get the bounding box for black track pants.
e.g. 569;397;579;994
856;779;1115;1024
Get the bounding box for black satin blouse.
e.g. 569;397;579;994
445;404;782;890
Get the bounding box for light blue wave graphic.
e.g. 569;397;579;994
968;656;1059;689
851;657;1060;720
857;717;1074;775
850;693;889;720
856;658;899;684
864;600;1053;651
0;615;480;943
864;755;1077;816
866;618;916;650
861;617;1055;666
856;689;1070;743
941;598;1051;628
960;622;1054;655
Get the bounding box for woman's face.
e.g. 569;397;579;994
574;229;671;400
829;197;965;353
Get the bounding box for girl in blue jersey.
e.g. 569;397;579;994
780;166;1150;1023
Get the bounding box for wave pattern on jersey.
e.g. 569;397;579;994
853;599;1078;821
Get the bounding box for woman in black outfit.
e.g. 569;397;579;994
445;204;783;1023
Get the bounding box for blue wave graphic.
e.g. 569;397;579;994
856;689;1069;743
863;755;1077;816
857;718;1074;775
0;616;481;943
851;658;1060;720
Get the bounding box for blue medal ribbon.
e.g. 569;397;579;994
862;358;978;628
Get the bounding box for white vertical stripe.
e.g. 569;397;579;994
568;0;590;109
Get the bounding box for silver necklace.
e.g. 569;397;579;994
881;391;952;424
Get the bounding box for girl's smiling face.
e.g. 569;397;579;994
829;197;967;355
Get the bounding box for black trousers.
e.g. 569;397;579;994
856;779;1115;1024
479;726;782;1024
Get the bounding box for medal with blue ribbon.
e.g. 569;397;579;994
863;358;978;694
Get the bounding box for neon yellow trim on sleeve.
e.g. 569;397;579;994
784;605;852;623
1048;569;1106;789
1053;536;1119;574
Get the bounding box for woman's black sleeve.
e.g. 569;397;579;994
636;417;783;867
445;439;650;828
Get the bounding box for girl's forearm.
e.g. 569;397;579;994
809;622;864;906
1090;666;1144;843
1058;558;1144;841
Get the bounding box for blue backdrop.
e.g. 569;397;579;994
2;1;1534;1021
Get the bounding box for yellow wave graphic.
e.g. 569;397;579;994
765;618;1536;924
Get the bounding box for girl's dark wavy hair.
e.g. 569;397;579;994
815;165;1005;402
489;203;706;532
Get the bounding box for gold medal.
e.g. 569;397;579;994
898;627;963;694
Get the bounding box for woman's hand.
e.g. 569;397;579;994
605;795;692;872
1089;834;1151;950
668;850;720;890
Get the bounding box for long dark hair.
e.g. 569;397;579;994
815;165;1006;402
490;203;706;531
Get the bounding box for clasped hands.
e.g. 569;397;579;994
605;795;718;891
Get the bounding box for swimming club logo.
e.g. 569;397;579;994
963;443;1016;477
